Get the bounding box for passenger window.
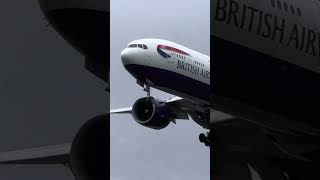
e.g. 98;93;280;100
138;44;143;48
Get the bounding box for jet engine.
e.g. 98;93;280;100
132;97;173;130
69;114;108;180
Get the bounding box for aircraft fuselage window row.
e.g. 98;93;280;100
169;52;204;67
170;52;186;60
270;0;301;16
128;44;148;49
168;52;204;67
195;61;204;67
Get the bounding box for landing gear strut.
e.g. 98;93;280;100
142;80;153;99
199;131;211;147
143;84;151;98
137;79;153;99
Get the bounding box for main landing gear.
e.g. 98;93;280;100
199;131;211;147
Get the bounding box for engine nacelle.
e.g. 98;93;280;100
132;97;172;130
70;114;108;180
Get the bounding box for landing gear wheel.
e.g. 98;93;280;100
199;131;211;147
199;133;206;143
204;141;210;147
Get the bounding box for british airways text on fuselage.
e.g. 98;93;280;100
177;60;210;79
215;0;320;57
157;43;210;80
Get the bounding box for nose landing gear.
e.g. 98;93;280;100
199;131;211;147
143;84;151;98
142;80;153;99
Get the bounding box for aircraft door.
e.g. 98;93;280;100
162;49;174;71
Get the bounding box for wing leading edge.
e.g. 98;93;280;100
110;97;191;120
0;143;70;165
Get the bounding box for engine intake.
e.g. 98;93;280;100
132;97;172;129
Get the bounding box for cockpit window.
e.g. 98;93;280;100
128;43;148;49
129;44;137;48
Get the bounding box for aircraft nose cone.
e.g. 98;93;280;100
120;48;131;65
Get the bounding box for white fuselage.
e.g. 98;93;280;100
121;39;210;104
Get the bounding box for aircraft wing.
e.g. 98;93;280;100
111;96;231;128
110;97;193;120
0;143;70;165
110;107;132;114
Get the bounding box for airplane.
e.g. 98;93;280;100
0;0;109;180
110;38;305;179
110;38;221;176
112;1;320;179
111;38;214;139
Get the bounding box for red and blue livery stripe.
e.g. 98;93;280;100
157;45;190;58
